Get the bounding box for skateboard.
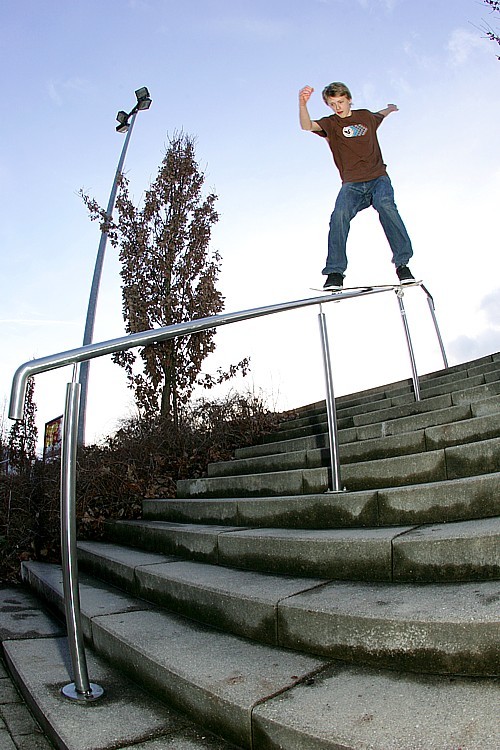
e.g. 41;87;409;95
310;281;422;294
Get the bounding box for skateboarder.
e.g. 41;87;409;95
299;82;415;290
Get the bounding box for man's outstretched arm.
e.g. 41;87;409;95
377;103;399;118
299;86;323;131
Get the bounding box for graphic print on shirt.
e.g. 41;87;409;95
343;124;368;138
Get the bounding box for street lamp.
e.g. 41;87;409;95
77;87;152;445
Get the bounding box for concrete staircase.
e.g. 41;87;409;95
9;352;500;749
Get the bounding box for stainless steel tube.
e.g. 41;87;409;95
9;287;393;422
396;290;421;401
421;284;449;369
60;375;104;701
318;306;343;493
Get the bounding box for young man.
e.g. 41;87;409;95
299;82;414;290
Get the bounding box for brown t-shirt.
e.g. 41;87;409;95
314;109;386;184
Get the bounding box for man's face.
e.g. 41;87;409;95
325;95;352;118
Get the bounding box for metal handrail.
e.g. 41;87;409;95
10;284;415;419
9;281;447;701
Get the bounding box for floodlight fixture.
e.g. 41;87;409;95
115;110;130;133
135;86;152;110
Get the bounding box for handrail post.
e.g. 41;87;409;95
60;367;104;702
421;284;449;369
318;305;343;493
395;288;421;401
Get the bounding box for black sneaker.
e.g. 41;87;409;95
396;265;415;284
323;273;344;290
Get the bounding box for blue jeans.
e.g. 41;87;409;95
322;174;413;276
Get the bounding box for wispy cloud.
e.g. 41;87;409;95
449;329;500;361
357;0;400;11
447;28;486;66
0;318;78;326
480;289;500;326
205;15;290;41
402;38;435;70
449;288;500;361
46;77;93;107
127;0;151;8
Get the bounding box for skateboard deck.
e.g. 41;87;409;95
310;281;422;294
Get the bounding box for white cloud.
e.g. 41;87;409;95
357;0;399;10
481;289;500;326
402;39;435;70
127;0;151;8
448;288;500;362
0;319;77;326
205;15;290;41
47;81;63;106
449;330;500;361
46;77;93;106
447;28;486;66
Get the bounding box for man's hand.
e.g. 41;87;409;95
299;85;323;132
299;85;314;105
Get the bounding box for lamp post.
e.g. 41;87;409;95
77;87;152;445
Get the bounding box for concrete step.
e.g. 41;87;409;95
263;383;500;447
177;465;330;498
356;392;500;440
251;662;499;750
104;520;240;564
210;431;427;477
277;391;416;432
104;516;500;582
393;358;500;392
263;416;347;443
144;490;380;528
339;370;498;422
235;403;473;458
353;382;500;428
281;358;499;427
18;565;500;750
76;540;500;676
210;412;500;478
269;365;500;438
272;393;499;448
0;585;237;750
216;518;500;582
392;369;500;405
144;473;500;528
20;561;325;750
178;437;500;497
419;353;499;379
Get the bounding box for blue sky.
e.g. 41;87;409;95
1;0;499;447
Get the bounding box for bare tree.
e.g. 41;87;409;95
482;0;500;58
82;132;248;423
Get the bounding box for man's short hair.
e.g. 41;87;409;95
322;82;352;103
